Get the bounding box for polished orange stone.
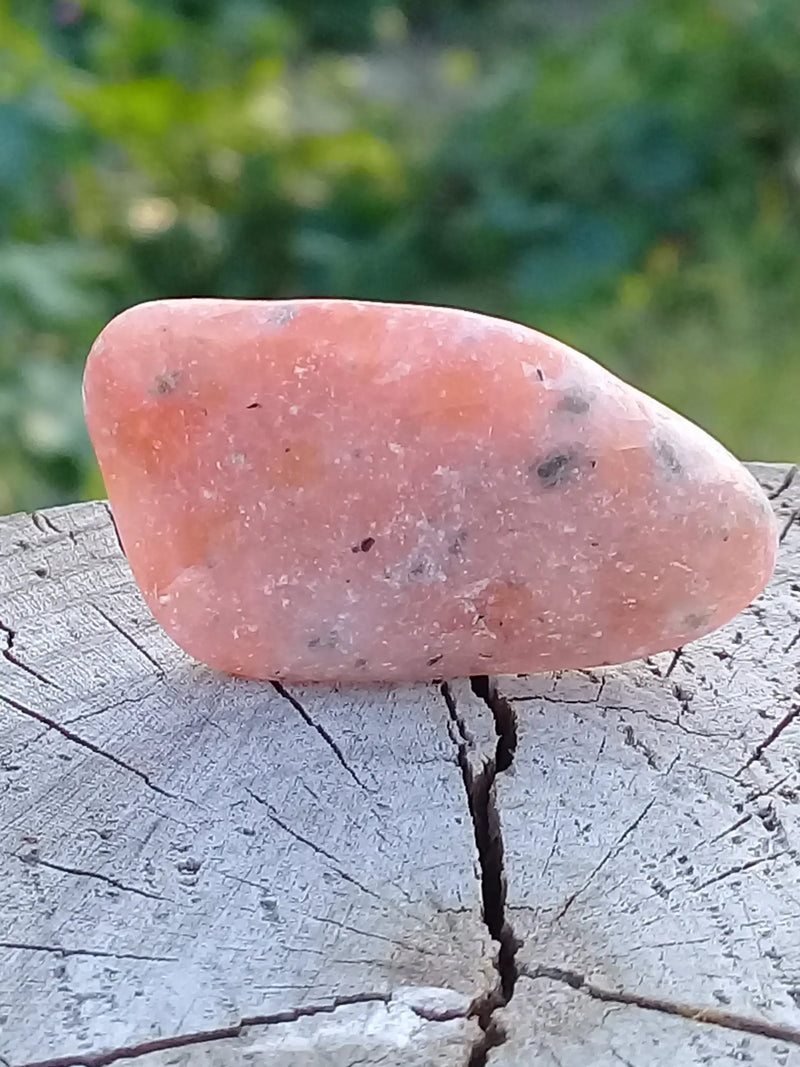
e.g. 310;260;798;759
83;299;778;682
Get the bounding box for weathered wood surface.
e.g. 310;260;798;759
487;462;800;1066
0;462;798;1066
0;502;491;1066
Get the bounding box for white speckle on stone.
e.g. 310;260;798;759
376;362;411;385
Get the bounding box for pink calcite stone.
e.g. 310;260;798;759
83;299;777;683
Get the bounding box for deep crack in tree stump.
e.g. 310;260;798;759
0;463;798;1067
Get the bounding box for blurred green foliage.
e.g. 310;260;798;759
1;0;799;514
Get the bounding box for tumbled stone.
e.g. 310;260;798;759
83;299;778;682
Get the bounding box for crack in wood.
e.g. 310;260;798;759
664;647;683;678
13;853;166;901
620;723;659;770
745;771;795;803
585;697;736;741
308;914;440;957
270;680;367;790
0;692;175;799
780;508;799;543
471;675;517;774
692;850;787;892
522;962;800;1047
768;465;798;500
61;691;154;728
707;812;753;845
610;1048;638;1067
736;703;800;775
441;678;520;1067
102;502;125;557
243;786;382;901
0;620;63;690
555;799;656;921
17;993;394;1067
91;604;165;677
0;941;177;963
31;512;62;537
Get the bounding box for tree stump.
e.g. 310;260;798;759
1;462;798;1067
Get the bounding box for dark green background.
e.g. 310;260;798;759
2;0;799;514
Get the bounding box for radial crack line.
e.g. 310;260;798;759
0;620;62;690
91;604;165;676
270;681;367;789
556;799;656;921
244;786;380;900
0;692;175;799
13;853;166;901
19;993;393;1067
767;465;798;500
692;851;786;892
441;679;520;1066
523;963;800;1046
737;705;800;774
0;940;176;962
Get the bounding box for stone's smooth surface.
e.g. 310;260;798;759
83;298;778;682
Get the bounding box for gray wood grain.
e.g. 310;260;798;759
482;462;800;1065
128;987;476;1067
0;504;490;1066
1;462;798;1066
